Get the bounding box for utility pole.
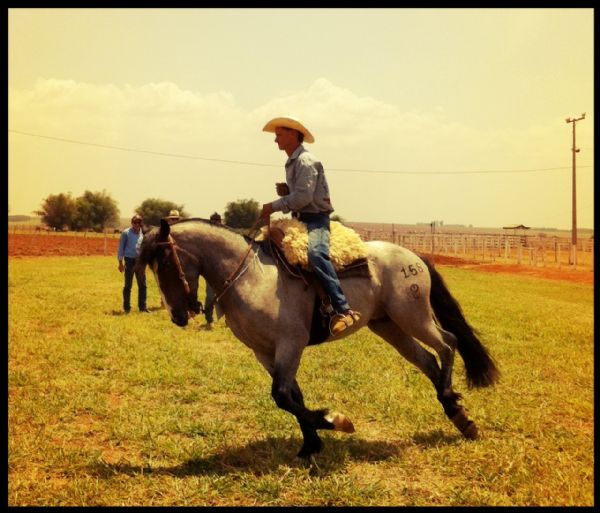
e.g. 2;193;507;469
565;113;585;265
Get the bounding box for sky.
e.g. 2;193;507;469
8;8;594;229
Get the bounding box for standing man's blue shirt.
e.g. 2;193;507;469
118;227;143;260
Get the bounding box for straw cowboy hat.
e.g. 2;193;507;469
166;209;180;220
262;116;315;144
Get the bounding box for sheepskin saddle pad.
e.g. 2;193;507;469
257;218;370;276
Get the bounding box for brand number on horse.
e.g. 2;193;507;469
400;262;424;279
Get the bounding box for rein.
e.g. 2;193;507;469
213;216;266;304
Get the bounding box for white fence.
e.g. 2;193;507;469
9;223;595;270
352;230;594;270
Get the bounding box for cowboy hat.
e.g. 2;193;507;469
166;209;180;219
262;116;315;144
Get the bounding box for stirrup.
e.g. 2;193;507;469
320;300;335;317
329;310;361;336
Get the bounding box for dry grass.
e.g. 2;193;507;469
8;256;594;506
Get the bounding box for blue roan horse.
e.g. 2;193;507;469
136;218;499;459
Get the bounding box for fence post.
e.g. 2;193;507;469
517;244;522;265
558;243;562;268
541;244;546;267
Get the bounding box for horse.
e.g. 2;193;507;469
136;218;499;459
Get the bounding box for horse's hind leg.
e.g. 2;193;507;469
368;318;478;439
369;318;440;385
417;322;458;396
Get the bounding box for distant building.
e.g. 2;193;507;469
502;224;531;246
502;224;530;231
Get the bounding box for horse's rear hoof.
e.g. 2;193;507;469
325;411;355;433
450;408;478;440
462;422;478;440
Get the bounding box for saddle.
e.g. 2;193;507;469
258;221;371;345
260;222;371;282
264;226;371;281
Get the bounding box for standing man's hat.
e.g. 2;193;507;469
166;209;180;220
262;116;315;143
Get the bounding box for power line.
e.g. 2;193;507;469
9;128;593;176
8;129;279;168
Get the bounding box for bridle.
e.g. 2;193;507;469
155;217;266;313
156;234;201;316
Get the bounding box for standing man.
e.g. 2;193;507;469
203;211;222;329
159;209;182;310
260;116;360;336
165;209;181;225
117;214;149;313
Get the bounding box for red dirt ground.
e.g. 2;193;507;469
8;233;120;257
429;255;594;285
8;234;594;285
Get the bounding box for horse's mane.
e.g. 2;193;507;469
164;217;254;242
139;217;254;264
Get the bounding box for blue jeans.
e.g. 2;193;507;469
205;282;216;323
301;212;351;314
123;257;147;311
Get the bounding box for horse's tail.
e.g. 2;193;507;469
421;256;500;388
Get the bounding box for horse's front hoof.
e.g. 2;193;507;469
291;455;311;466
296;436;322;460
325;411;355;433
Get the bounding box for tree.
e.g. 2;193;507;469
135;198;188;226
223;198;260;229
35;193;77;230
72;190;120;231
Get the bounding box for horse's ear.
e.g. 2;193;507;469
159;218;171;241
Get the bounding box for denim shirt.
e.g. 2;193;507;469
271;145;334;215
117;227;143;260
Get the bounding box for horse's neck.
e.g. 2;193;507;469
184;226;251;290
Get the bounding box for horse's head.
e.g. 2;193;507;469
136;219;203;327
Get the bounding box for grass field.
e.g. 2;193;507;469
8;256;594;506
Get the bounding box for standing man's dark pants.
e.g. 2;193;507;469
123;256;147;312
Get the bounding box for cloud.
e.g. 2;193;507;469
9;79;244;150
10;76;590;174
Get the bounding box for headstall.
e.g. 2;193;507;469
156;234;195;298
